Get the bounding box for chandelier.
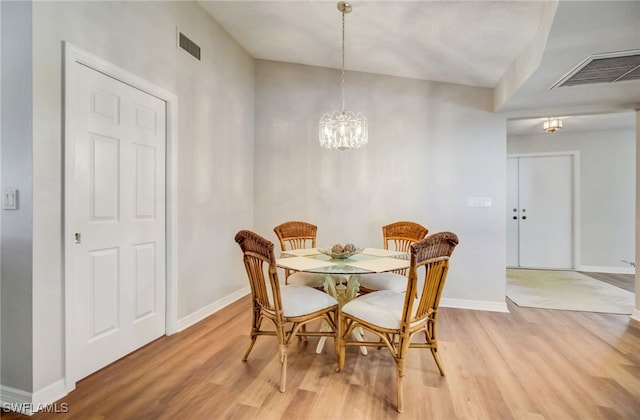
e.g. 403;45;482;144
543;118;563;133
319;2;368;150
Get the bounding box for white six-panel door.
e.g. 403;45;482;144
507;155;574;270
70;62;166;381
506;157;520;267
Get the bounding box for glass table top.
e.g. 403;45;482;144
278;250;409;274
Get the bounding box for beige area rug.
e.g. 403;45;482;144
506;269;635;314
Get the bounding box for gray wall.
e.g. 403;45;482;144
636;110;640;319
508;124;636;270
1;0;34;393
2;0;255;393
254;60;508;307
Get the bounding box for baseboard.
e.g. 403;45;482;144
176;286;250;332
578;265;636;275
440;298;510;313
1;380;67;415
32;380;67;412
631;309;640;323
1;385;32;415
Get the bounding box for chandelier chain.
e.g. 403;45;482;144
341;8;346;114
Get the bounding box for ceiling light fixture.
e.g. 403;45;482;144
543;118;563;133
319;2;368;150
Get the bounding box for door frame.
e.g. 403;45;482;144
507;151;581;270
63;42;179;391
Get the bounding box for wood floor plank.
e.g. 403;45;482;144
3;295;640;419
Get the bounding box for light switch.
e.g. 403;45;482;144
2;188;18;210
466;196;492;208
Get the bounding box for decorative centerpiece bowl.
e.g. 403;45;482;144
318;243;362;259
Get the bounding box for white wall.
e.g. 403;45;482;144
508;125;636;271
0;0;255;397
255;60;508;309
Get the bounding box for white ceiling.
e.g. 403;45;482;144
199;0;544;88
198;0;640;135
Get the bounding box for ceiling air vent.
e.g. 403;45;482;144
179;32;201;61
551;50;640;89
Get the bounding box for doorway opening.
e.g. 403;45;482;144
506;112;636;313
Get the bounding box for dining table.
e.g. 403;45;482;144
276;247;410;354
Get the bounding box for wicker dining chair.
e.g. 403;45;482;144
337;231;459;413
274;221;339;288
234;230;339;393
358;221;429;294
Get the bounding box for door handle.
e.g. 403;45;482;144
512;216;518;220
521;216;527;220
75;233;82;244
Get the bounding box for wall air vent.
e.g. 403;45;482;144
179;32;201;61
551;50;640;89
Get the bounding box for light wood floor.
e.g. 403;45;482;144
4;294;640;419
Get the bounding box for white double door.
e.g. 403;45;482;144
68;62;166;382
507;155;574;269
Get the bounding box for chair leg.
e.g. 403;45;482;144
396;359;405;414
242;337;257;361
337;314;346;372
430;348;445;376
243;309;262;361
335;329;341;366
299;323;308;341
426;319;445;375
279;343;288;393
380;333;395;350
329;307;340;363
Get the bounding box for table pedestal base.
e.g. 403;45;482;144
316;275;367;355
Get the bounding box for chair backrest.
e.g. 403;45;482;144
403;232;459;327
235;230;283;318
382;221;428;252
273;221;318;251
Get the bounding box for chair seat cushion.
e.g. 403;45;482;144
357;272;407;293
280;284;338;317
288;272;343;288
342;290;416;330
